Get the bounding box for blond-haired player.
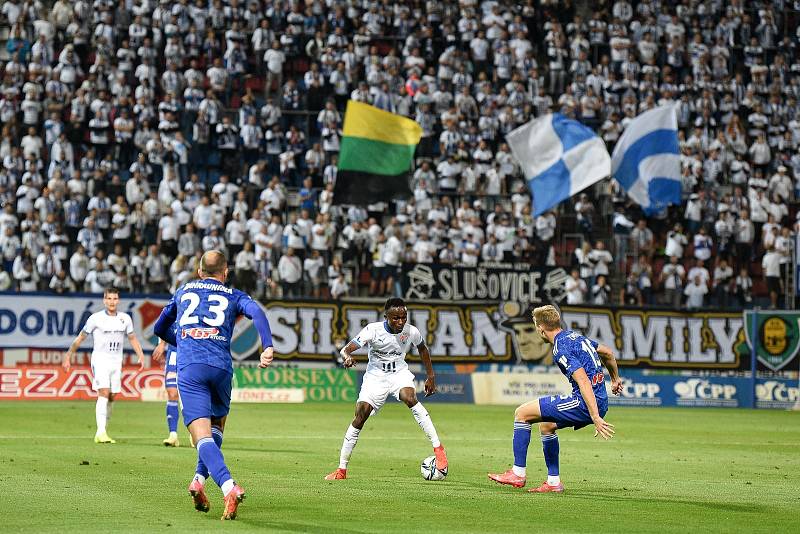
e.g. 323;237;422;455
63;287;145;443
489;305;622;493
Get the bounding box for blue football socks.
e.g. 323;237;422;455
541;433;560;476
512;422;532;469
196;435;231;488
166;401;179;433
195;427;224;479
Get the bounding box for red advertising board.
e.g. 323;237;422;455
0;346;164;399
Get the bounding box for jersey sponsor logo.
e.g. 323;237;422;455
181;327;227;341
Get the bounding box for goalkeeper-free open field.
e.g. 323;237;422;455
0;401;797;533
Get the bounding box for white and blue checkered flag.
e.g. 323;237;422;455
611;105;681;214
506;114;611;216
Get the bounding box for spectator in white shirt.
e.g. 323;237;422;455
684;275;708;309
565;269;588;304
278;247;303;297
303;249;325;298
762;247;782;309
660;256;686;309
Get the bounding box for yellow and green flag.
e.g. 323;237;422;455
335;100;422;203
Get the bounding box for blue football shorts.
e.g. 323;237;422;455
177;363;233;426
539;393;608;430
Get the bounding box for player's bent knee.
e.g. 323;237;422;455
539;422;558;435
514;400;542;423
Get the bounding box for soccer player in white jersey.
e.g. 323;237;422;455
63;287;146;443
324;297;447;480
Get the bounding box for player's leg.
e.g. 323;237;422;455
164;350;180;446
193;415;226;485
527;421;563;493
92;359;116;443
180;365;235;515
164;387;180;446
326;372;390;479
94;388;115;443
487;399;544;487
397;381;447;470
527;395;587;494
325;401;373;480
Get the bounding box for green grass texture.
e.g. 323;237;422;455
0;401;798;533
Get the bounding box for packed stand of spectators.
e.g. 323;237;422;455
0;0;797;310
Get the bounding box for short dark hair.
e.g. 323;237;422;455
104;286;120;297
384;297;406;311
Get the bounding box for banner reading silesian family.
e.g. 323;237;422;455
0;294;798;371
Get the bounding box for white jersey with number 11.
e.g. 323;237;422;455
352;322;423;374
82;311;134;362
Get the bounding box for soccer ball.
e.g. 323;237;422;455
420;455;447;481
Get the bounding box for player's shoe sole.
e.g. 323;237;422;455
487;470;526;488
221;485;245;520
94;433;116;444
163;436;180;447
434;445;448;471
324;468;347;480
188;480;210;513
528;481;565;493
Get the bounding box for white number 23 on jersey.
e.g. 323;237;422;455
178;293;229;327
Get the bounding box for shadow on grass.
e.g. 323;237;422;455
240;518;369;533
571;490;771;514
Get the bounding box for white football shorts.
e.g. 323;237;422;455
357;369;415;414
91;357;122;393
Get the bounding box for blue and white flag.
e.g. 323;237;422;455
611;105;681;214
506;114;611;216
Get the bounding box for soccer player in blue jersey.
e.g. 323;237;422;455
488;305;623;493
153;250;274;520
152;327;181;447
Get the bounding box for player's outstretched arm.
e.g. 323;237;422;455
418;341;436;397
597;344;623;395
63;332;88;370
339;341;360;368
240;299;275;368
128;333;146;370
573;367;615;440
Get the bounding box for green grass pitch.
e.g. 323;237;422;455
0;401;798;533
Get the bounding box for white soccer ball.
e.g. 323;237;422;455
420;455;447;481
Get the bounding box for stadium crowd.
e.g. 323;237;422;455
0;0;798;310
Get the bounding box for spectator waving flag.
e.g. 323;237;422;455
611;105;681;214
335;100;423;204
506;114;611;216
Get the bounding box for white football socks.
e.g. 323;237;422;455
548;475;561;486
410;403;441;448
95;396;108;434
220;479;235;496
338;425;361;470
106;400;113;425
512;466;527;477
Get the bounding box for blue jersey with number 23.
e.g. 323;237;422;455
553;330;607;404
159;278;257;373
